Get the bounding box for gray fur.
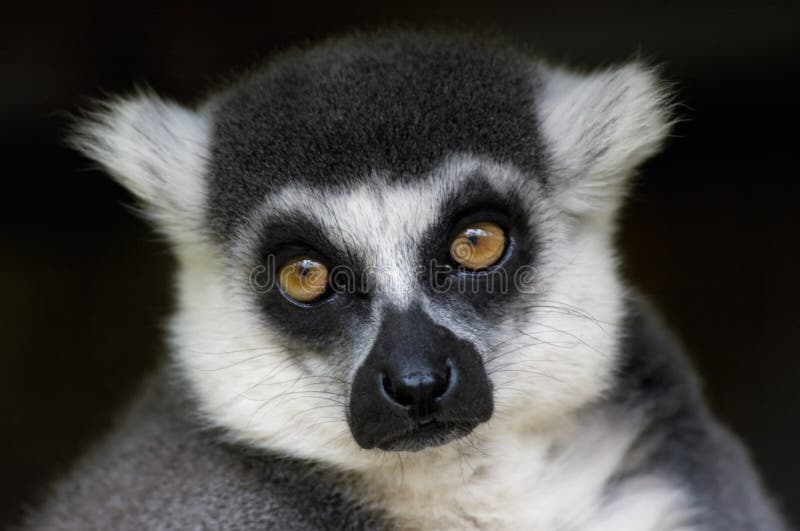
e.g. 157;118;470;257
607;295;788;530
207;31;544;238
22;369;386;530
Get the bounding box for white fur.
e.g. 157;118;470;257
536;62;672;215
360;409;697;530
71;92;212;244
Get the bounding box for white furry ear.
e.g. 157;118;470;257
536;62;672;215
71;92;212;241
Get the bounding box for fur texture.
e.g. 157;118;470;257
25;30;788;530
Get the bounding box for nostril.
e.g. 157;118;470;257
380;360;454;415
381;372;395;401
432;361;452;401
381;372;412;407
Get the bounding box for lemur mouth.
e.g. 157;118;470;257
375;420;478;452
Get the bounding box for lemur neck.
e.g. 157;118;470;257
357;407;645;530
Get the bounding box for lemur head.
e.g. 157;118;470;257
74;31;670;468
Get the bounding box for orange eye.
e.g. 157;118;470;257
450;221;506;270
278;257;329;303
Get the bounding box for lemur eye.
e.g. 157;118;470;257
279;257;329;303
450;221;506;270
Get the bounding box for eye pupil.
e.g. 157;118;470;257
279;256;329;303
450;221;506;270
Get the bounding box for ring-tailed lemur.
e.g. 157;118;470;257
25;31;788;530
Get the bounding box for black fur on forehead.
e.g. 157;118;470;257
208;30;545;238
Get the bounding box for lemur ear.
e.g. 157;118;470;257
71;91;212;241
535;62;673;216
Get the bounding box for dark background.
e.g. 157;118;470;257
2;0;798;527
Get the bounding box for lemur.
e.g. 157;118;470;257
24;30;788;530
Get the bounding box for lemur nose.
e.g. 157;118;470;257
348;305;493;450
380;362;453;422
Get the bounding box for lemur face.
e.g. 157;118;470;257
74;32;670;468
228;162;538;452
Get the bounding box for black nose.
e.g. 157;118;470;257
381;362;452;422
348;305;493;451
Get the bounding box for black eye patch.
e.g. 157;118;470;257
246;212;371;350
252;214;357;268
417;176;539;315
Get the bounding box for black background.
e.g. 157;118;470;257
2;1;798;527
